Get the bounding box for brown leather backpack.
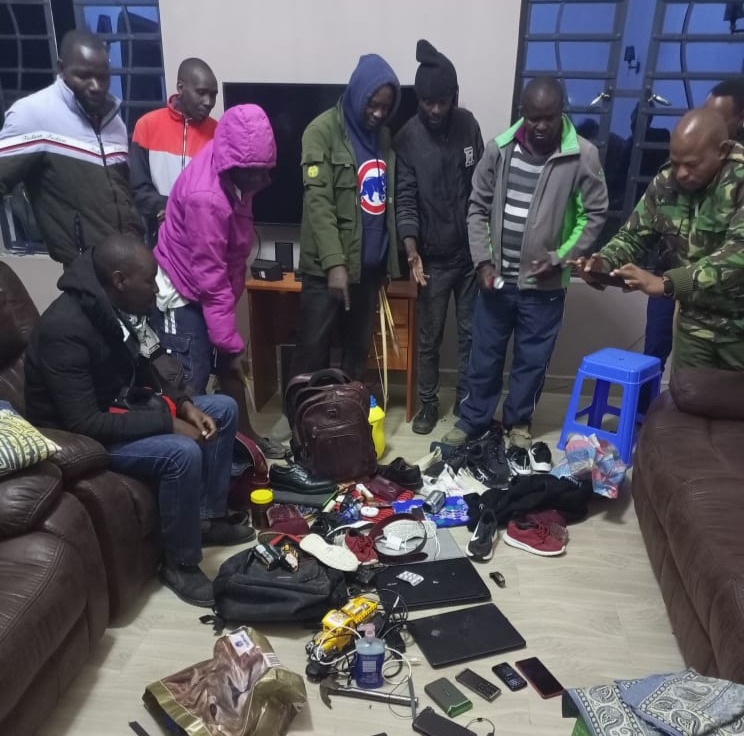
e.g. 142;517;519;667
286;370;377;482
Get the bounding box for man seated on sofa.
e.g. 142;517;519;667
24;234;255;608
575;108;744;371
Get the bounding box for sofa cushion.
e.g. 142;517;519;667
0;461;62;537
671;367;744;421
37;428;108;481
0;401;60;477
0;531;89;723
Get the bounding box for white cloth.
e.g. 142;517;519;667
155;265;189;312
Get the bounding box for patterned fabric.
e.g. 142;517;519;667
567;669;744;736
501;144;548;283
0;401;60;477
599;144;744;343
392;496;470;527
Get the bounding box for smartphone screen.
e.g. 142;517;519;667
515;657;564;698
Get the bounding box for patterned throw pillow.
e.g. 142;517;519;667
0;401;60;477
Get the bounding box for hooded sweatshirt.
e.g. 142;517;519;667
24;250;189;445
155;104;277;354
342;55;400;268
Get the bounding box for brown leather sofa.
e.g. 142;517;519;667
634;367;744;684
0;260;161;733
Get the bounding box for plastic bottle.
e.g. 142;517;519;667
368;395;386;460
249;488;274;529
353;624;385;689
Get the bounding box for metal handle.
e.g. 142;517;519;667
589;90;612;107
648;92;671;106
335;686;416;706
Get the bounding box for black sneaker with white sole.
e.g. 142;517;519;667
466;508;498;561
506;446;531;477
529;441;553;473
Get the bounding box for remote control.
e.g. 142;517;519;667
455;668;502;702
492;662;528;691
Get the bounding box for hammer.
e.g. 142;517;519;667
319;677;417;709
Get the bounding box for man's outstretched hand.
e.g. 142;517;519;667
611;264;665;296
570;253;606;289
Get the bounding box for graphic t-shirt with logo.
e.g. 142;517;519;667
357;157;389;268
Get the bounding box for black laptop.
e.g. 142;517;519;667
408;603;527;668
374;557;491;611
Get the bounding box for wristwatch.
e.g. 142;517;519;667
662;277;674;298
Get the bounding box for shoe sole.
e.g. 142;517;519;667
530;461;552;473
412;424;436;435
299;533;359;572
158;573;215;608
503;531;565;557
466;546;494;561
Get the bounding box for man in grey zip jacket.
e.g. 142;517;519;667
442;77;607;451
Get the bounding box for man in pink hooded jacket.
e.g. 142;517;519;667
152;104;284;457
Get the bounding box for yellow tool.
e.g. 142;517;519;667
311;596;379;657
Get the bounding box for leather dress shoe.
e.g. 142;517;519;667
377;456;423;490
269;462;336;494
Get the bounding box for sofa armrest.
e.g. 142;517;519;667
38;428;109;481
0;461;63;537
670;367;744;420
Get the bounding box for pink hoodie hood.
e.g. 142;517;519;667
154;104;277;354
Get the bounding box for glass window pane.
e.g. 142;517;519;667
688;3;732;34
529;3;560;33
83;7;117;35
525;42;558;71
560;42;611;72
564;78;610;107
0;39;18;69
126;5;160;25
21;39;52;69
648;80;688;108
655;42;681;73
11;4;46;35
126;73;164;102
662;4;687;33
559;3;618;33
683;42;744;73
689;79;718;107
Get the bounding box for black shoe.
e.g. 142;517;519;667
412;404;438;435
201;514;258;547
377;457;423;491
466;429;510;489
159;561;215;607
466;508;498;561
256;436;290;460
269;462;336;494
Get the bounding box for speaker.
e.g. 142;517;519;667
275;241;294;272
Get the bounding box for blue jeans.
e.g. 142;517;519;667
457;284;565;435
107;394;238;566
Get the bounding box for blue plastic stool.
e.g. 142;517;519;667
557;348;662;464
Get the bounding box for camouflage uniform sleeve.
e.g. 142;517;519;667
599;174;663;271
665;178;744;307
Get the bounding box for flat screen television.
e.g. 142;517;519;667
222;82;418;226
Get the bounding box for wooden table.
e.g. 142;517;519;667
245;273;418;421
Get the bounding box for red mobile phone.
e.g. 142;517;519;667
514;656;564;699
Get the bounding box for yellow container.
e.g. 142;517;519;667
250;488;274;529
368;396;385;460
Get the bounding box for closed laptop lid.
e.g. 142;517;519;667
409;603;527;668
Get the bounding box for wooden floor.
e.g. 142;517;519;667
40;389;684;736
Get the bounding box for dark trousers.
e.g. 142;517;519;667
639;296;675;412
457;284;566;434
292;270;382;381
417;260;477;406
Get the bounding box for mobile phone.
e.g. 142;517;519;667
514;656;564;699
412;707;477;736
455;668;501;702
586;270;626;288
491;662;528;692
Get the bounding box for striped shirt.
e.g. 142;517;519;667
501;144;548;282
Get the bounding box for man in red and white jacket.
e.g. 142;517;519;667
130;58;218;244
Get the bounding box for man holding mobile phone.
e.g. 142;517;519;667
574;107;744;372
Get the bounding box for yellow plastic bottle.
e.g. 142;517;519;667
368;395;386;460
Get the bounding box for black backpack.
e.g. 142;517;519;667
285;369;377;481
211;547;347;627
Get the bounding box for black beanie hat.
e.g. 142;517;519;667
414;39;458;99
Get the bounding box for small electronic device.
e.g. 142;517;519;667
423;490;446;514
491;662;528;691
489;571;506;588
454;668;501;702
250;258;282;281
586;270;626;288
412;707;477;736
274;240;294;272
424;677;473;717
515;656;564;698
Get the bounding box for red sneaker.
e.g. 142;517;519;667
503;520;566;557
524;510;569;545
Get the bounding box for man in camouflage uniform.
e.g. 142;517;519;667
576;108;744;371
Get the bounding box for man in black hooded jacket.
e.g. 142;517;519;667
24;235;254;608
394;40;484;434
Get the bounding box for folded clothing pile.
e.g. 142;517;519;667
552;433;627;499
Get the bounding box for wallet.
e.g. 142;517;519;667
412;707;477;736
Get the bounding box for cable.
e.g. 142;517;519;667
253;226;263;259
465;716;496;736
